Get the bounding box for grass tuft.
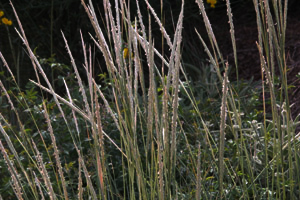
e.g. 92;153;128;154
0;0;298;199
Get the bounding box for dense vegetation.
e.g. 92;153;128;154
1;0;300;199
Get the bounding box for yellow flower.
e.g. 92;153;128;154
123;47;129;59
2;17;12;26
123;47;134;59
207;0;217;8
0;11;4;18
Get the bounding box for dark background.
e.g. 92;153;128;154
1;0;300;102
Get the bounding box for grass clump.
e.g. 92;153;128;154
0;0;299;199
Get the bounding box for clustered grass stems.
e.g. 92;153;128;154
0;0;298;199
0;140;23;200
253;0;299;198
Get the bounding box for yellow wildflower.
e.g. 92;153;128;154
123;47;129;59
123;47;134;59
2;17;12;26
207;0;217;8
0;11;4;18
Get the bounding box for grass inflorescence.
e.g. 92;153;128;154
0;0;299;199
